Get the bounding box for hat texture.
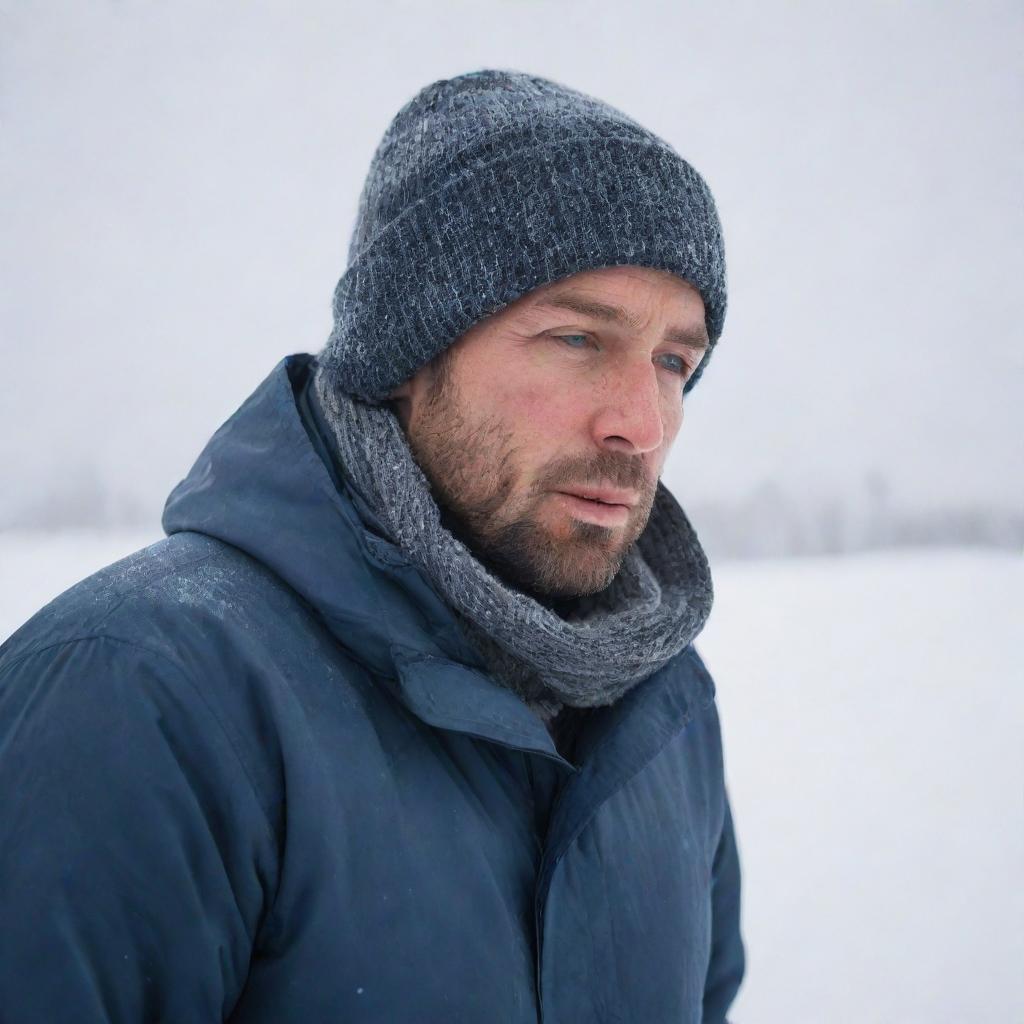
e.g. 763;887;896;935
319;68;727;402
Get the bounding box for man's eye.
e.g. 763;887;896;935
554;333;590;349
659;353;689;376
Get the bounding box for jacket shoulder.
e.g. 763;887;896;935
0;617;278;1017
1;531;305;669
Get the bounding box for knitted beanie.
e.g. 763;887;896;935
318;68;727;403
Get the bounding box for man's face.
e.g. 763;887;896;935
389;265;709;602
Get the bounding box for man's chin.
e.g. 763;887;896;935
440;500;630;599
507;540;628;601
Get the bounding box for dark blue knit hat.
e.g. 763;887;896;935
318;68;727;402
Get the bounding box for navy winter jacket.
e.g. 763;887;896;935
0;354;745;1022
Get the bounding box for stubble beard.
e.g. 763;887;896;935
398;359;656;601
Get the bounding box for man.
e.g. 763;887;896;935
0;69;745;1021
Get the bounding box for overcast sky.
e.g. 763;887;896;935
1;0;1021;533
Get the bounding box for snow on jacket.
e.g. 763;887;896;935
0;353;745;1022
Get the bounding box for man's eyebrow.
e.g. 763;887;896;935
533;291;710;350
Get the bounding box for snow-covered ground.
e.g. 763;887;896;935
1;531;1021;1023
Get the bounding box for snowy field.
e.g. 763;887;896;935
1;531;1021;1023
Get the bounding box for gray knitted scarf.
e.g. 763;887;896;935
312;369;714;723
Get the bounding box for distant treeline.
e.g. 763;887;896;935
688;476;1023;560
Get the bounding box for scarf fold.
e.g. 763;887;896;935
311;366;714;722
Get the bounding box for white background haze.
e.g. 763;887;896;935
0;0;1021;553
1;3;1021;1021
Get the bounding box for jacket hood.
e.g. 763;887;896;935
163;354;485;680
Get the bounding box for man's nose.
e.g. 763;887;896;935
591;359;666;455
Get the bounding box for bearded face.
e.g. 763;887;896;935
389;265;708;601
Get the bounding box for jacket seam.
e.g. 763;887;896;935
544;696;706;887
0;633;279;851
596;836;628;1024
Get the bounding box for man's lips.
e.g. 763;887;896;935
552;490;634;527
556;487;638;508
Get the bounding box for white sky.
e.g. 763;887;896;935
1;0;1021;528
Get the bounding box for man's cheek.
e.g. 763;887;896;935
511;384;576;430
